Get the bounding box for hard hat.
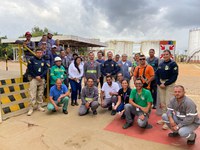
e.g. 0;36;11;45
54;56;62;62
25;31;32;36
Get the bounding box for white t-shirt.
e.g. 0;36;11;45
101;82;119;99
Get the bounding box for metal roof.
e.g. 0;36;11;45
1;35;107;47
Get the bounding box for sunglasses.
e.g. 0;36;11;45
139;58;145;60
135;83;143;85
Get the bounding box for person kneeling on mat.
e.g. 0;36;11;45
123;78;153;129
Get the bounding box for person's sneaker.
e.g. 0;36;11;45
122;122;133;129
27;108;33;116
93;110;97;115
142;122;153;129
108;106;112;111
162;123;169;130
168;132;180;137
71;101;75;106
187;134;197;145
63;110;68;114
121;113;125;120
75;101;79;106
111;110;116;115
38;106;45;112
52;109;56;112
157;119;164;125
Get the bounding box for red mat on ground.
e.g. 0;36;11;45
104;110;200;150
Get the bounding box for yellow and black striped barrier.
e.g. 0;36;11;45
0;78;21;86
0;78;30;121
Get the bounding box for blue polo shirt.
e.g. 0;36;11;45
50;84;68;101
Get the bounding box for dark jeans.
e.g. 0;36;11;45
150;80;157;107
98;75;104;88
69;79;82;102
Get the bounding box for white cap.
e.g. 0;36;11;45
54;56;62;62
48;30;54;35
52;45;57;48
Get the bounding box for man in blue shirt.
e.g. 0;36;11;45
47;78;70;114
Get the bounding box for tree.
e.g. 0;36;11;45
20;26;61;37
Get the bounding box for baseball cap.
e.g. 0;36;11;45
25;31;32;36
52;45;57;49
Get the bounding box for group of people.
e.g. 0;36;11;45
23;31;199;145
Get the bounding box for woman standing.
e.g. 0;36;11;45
68;56;84;106
112;79;131;118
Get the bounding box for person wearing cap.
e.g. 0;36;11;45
83;51;101;86
23;31;35;61
51;45;59;60
47;32;55;50
27;48;48;116
47;78;70;114
50;56;67;87
79;77;99;116
41;41;54;67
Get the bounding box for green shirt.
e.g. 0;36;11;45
50;65;66;85
129;88;153;107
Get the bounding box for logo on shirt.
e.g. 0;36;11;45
165;65;169;70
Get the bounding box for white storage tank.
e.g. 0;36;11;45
188;28;200;62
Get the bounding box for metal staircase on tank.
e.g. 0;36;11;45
0;78;30;122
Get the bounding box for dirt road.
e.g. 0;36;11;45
0;62;199;150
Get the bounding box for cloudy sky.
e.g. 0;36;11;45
0;0;200;53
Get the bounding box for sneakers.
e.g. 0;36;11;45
157;119;164;125
187;133;197;145
111;110;116;115
63;110;68;114
168;132;179;137
74;101;79;106
123;122;133;129
38;106;45;112
162;123;169;130
93;110;97;115
27;108;33;116
71;101;75;106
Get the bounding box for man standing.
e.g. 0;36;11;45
47;79;70;114
84;51;101;86
41;41;53;67
147;49;159;109
162;85;200;145
96;51;105;88
101;51;120;80
101;75;119;114
27;48;48;116
156;50;178;129
123;78;153;129
133;54;154;90
23;31;35;61
47;31;55;51
118;54;133;81
79;78;99;116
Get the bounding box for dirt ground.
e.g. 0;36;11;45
0;61;200;150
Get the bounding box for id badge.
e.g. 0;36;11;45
136;108;140;111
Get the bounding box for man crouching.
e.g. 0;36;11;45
123;78;153;129
47;78;70;114
79;78;99;116
162;85;200;145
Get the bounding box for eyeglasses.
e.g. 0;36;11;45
139;58;145;61
135;83;143;85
